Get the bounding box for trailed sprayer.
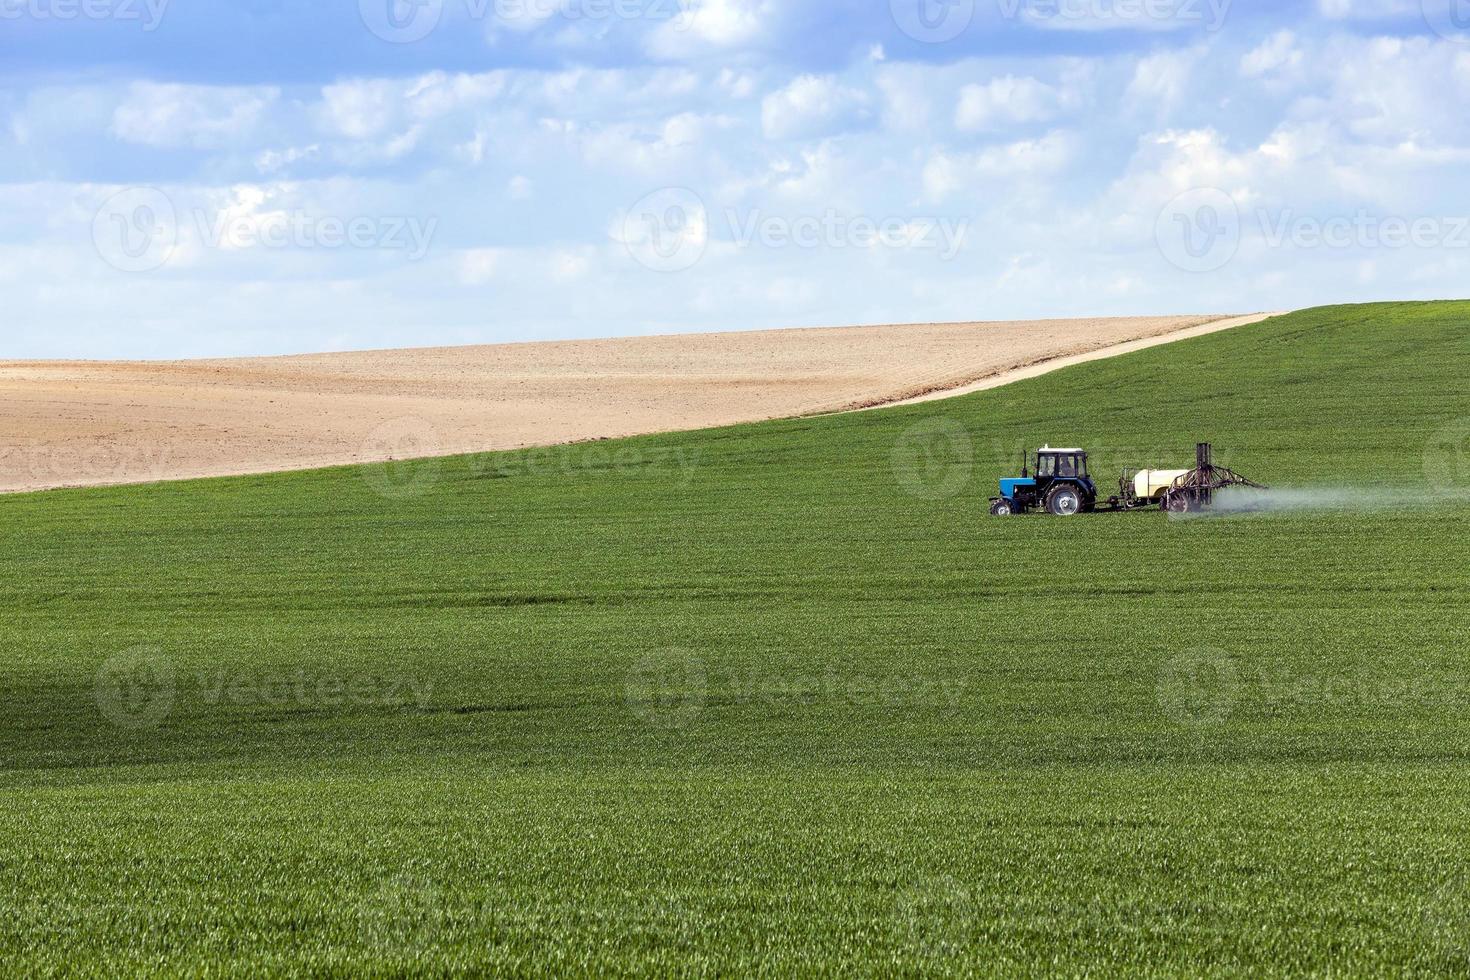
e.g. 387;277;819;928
989;443;1267;517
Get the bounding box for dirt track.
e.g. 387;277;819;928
0;314;1273;493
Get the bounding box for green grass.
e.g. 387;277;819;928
3;301;1470;976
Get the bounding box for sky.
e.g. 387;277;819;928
4;0;1470;357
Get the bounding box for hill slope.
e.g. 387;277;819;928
1;302;1468;975
0;313;1252;493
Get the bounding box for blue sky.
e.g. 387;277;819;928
5;0;1469;357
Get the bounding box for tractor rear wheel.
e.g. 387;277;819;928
1045;486;1082;517
1164;490;1196;514
989;500;1013;517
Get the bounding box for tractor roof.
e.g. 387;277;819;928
1038;446;1085;454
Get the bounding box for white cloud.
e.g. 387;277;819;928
14;10;1470;358
761;75;872;141
1242;31;1303;78
255;144;321;174
955;75;1062;131
922;132;1076;201
974;130;1076;175
718;68;757;99
661;112;707;147
568;111;734;174
317;80;401;140
1321;36;1470;145
111;83;278;149
1114;128;1258;203
874;65;934;133
646;0;769;58
551;249;592;280
458;248;504;286
315;71;506;141
1125;49;1200;112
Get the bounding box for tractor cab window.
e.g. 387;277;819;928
1057;455;1078;478
1036;455;1056;478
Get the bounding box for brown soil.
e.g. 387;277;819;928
0;314;1274;493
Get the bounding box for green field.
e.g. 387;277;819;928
3;301;1469;975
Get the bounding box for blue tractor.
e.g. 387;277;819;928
989;446;1097;517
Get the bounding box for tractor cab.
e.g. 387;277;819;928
1035;448;1088;481
990;446;1098;517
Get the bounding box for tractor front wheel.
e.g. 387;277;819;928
1045;486;1082;517
989;500;1013;517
